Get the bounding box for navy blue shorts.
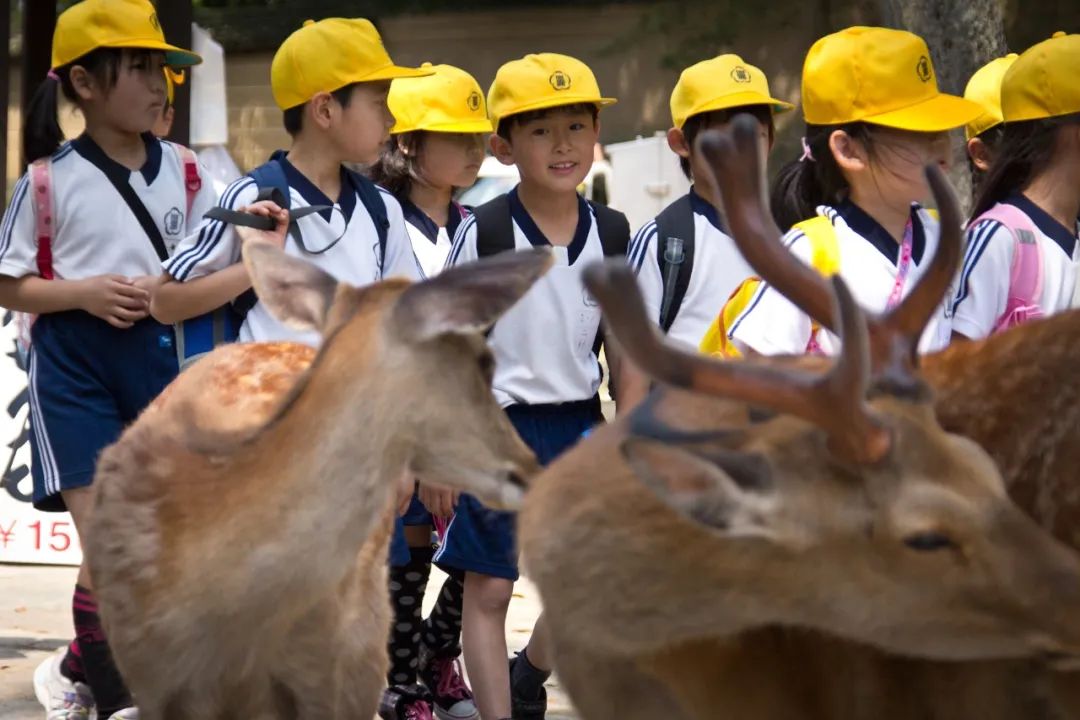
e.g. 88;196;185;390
402;492;432;526
390;516;410;567
29;312;178;512
435;397;601;580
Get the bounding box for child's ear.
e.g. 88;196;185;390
829;128;867;174
68;66;95;102
667;127;691;159
490;132;515;166
307;91;335;131
966;137;992;173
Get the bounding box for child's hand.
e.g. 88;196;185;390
418;481;459;519
396;469;415;517
235;201;289;250
76;275;151;329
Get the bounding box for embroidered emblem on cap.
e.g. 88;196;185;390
731;66;752;83
550;71;572;91
467;91;481;111
916;56;933;82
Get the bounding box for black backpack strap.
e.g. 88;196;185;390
473;195;515;258
589;202;631;258
654;194;696;333
349;170;390;275
96;161;170;262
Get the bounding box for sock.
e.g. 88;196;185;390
510;647;551;701
59;638;85;684
386;546;433;686
73;585;132;717
421;569;464;657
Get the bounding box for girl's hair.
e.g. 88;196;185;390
970;112;1080;220
367;133;425;199
770;122;876;231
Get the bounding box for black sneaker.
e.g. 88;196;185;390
508;654;547;720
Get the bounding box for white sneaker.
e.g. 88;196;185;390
105;710;138;720
33;650;94;720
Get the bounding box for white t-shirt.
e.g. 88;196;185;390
164;156;421;346
0;134;217;280
402;198;467;279
730;201;951;356
627;189;754;350
446;187;604;408
949;194;1080;340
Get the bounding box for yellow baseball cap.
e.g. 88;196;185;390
271;18;431;111
390;63;493;134
1001;32;1080;123
52;0;201;70
670;54;794;129
488;53;616;129
963;54;1018;140
802;26;982;132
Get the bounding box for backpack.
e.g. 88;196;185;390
971;204;1044;333
175;152;390;369
653;194;696;333
699;215;841;358
15;143;202;357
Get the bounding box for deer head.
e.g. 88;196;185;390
584;117;1080;663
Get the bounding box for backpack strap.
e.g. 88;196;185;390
29;158;55;280
347;169;390;276
976;203;1044;332
790;215;841;353
590;202;630;258
473;194;515;258
172;143;201;219
653;194;695;332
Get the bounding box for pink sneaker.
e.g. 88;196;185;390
421;654;479;720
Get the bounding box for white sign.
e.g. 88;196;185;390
0;313;82;565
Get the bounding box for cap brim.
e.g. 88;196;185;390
393;119;494;134
101;39;202;67
865;93;984;132
363;65;437;82
688;92;795;123
493;95;617;125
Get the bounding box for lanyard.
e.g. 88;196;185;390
885;218;915;311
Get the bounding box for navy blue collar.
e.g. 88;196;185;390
277;154;356;225
400;197;464;244
1004;193;1077;258
834;199;926;266
508;186;590;264
72;131;161;185
689;186;726;234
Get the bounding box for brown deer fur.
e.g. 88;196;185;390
84;244;550;720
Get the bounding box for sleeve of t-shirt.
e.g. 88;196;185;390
185;158;222;235
163;175;258;282
949;219;1013;340
628;219;662;327
445;213;479;269
379;191;422;282
727;230;815;355
0;173;38;279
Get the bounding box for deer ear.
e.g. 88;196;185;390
243;241;339;332
620;437;776;539
393;248;554;342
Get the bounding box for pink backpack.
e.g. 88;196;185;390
975;203;1045;334
16;144;201;354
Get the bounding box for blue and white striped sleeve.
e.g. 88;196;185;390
0;173;37;279
164;176;258;282
628;219;663;327
949;219;1011;340
379;189;422;282
445;213;478;269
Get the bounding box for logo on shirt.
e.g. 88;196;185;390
467;91;482;112
549;71;572;91
916;56;933;83
164;207;184;236
730;66;752;84
582;286;599;308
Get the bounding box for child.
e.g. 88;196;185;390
368;62;491;720
620;54;792;406
726;26;982;357
0;1;210;718
962;54;1018;179
440;53;626;720
950;32;1080;340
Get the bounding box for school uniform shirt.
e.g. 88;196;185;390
949;194;1080;340
402;198;466;278
165;156;421;346
0;134;218;280
627;188;754;350
446;187;603;408
729;201;950;356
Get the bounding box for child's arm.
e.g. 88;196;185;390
728;235;816;355
151;264;254;324
617;221;664;410
380;196;423;281
445;213;479;269
948;220;1013;341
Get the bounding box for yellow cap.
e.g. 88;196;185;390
802;26;982;132
389;63;493;134
963;54;1018;140
670;54;794;129
52;0;201;70
1001;32;1080;123
487;53;616;129
270;18;432;110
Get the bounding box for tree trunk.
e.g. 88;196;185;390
878;0;1008;212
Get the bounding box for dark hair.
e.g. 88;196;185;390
680;106;775;180
367;132;425;198
970;112;1080;220
769;122;877;231
282;83;359;137
495;102;599;141
23;48;129;162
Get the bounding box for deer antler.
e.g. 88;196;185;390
585;264;891;464
695;115;962;388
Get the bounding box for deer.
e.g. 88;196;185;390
517;115;1080;720
82;242;551;720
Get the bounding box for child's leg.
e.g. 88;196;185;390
386;523;433;687
462;571;514;720
422;568;465;657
